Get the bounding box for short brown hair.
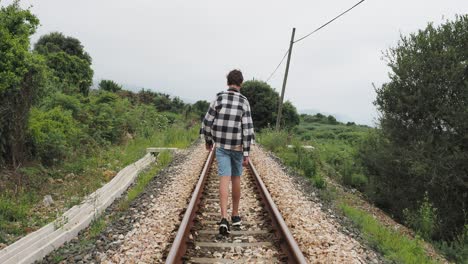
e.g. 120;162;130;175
227;69;243;86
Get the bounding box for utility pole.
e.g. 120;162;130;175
275;27;295;131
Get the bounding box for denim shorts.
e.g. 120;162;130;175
215;147;243;176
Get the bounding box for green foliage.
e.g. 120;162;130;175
34;32;91;63
192;100;210;120
241;80;278;129
312;172;326;189
0;2;39;93
341;204;438;264
256;129;289;153
0;193;36;240
362;15;468;240
403;193;439;240
28;107;83;165
126;151;172;204
0;2;47;166
0;195;29;222
88;217;106;239
99;79;122;92
135;89;187;113
327;115;338;125
436;225;468;263
280;101;300;129
42;51;93;96
259;130;320;182
301;113;344;125
41;92;83;118
34;32;93;96
241;80;299;130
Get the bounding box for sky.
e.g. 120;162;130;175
4;0;467;125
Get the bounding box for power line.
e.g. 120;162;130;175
265;0;366;83
265;48;290;83
294;0;365;43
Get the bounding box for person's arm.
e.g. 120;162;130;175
241;101;255;158
201;98;218;150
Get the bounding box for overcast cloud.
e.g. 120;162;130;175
4;0;467;125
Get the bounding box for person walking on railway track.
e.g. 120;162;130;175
200;69;255;236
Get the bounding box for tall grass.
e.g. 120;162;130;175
341;204;438;264
256;128;289;153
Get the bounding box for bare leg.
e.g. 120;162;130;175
219;176;231;219
231;176;241;216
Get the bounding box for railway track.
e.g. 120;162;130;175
166;150;307;264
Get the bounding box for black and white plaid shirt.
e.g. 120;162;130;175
201;88;255;157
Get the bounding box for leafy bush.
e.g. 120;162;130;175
257;129;289;153
0;196;29;222
436;225;468;263
403;193;439;240
125;105;169;138
350;173;368;188
312;172;326;189
99;79;122;92
28;107;83;165
41;92;83;118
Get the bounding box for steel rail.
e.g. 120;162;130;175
165;150;307;263
248;159;307;264
165;149;214;264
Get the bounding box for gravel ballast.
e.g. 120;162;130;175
102;143;208;263
38;142;208;263
250;145;381;263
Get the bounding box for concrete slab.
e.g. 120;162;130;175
0;153;156;264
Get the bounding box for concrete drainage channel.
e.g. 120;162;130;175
0;148;175;264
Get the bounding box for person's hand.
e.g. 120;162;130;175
205;143;213;151
242;156;249;167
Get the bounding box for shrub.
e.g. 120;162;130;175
28;107;82;165
312;172;326;189
436;225;468;263
125;105;169;138
99;79;122;92
258;129;289;153
403;192;439;240
41;92;83;118
350;173;368;188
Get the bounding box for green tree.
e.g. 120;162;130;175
327;115;338;124
241;80;279;129
192;100;210;120
241;80;299;130
154;93;172;112
276;101;300;129
99;79;122;92
34;32;93;96
361;15;468;240
0;2;46;167
34;32;91;64
28;106;83;165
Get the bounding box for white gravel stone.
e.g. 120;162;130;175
102;143;208;263
251;145;380;263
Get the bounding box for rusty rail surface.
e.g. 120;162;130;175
165;150;307;263
165;149;214;263
248;159;307;264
